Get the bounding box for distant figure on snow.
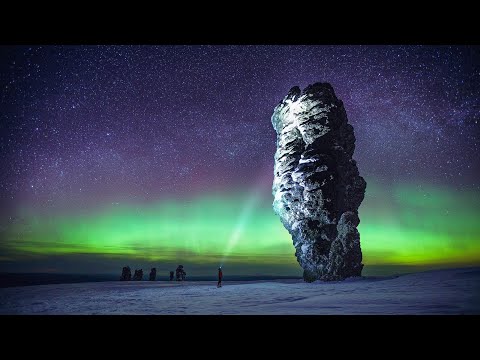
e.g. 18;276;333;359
169;271;174;281
217;266;223;288
149;268;156;281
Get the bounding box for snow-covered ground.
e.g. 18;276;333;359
0;267;478;314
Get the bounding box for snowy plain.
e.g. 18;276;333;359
0;267;478;314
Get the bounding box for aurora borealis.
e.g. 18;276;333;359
3;181;479;275
1;45;479;276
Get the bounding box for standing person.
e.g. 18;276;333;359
217;266;223;288
169;271;174;281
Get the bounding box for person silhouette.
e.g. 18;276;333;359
217;266;223;288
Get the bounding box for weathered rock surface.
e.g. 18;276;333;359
149;268;156;281
272;82;366;282
120;266;132;281
175;265;186;281
132;269;143;281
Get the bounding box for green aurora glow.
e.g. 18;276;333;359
1;180;479;275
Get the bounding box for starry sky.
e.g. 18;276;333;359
1;45;479;277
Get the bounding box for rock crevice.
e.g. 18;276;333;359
272;83;366;282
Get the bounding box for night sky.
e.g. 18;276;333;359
1;45;479;276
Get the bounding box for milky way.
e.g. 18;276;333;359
1;46;479;275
